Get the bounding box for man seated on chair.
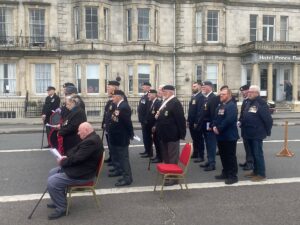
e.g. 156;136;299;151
47;122;104;220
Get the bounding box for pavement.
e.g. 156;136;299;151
0;112;300;134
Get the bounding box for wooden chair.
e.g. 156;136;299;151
154;143;193;198
66;151;105;215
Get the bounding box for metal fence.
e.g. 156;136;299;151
0;98;191;119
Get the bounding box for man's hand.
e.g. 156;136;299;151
152;126;156;133
57;156;67;165
42;114;46;121
213;126;219;135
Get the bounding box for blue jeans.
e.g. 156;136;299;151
203;130;217;166
247;139;266;177
47;167;92;213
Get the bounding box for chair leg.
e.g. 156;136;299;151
154;172;160;191
182;176;188;190
66;190;72;216
91;189;100;209
160;175;166;199
179;178;183;190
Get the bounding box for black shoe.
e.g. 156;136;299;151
104;157;112;163
239;162;246;167
243;164;254;171
200;162;209;168
191;155;198;159
47;203;56;209
215;174;227;180
139;151;147;155
225;178;238;185
109;168;116;173
194;158;204;163
151;158;162;163
216;150;220;155
108;172;122;177
141;154;151;158
48;210;66;220
115;180;132;187
204;165;216;171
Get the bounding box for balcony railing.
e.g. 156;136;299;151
240;41;300;53
0;36;60;50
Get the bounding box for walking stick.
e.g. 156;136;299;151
27;187;48;219
41;124;46;149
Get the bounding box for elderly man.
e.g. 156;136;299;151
155;85;186;184
47;122;104;220
213;88;239;185
238;84;254;171
241;85;273;182
108;90;134;186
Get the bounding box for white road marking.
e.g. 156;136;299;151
1;177;300;203
0;139;300;153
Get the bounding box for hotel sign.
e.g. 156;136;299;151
242;53;300;64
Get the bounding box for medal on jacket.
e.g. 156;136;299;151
115;110;120;116
248;106;257;113
164;111;168;116
152;110;155;114
204;103;207;110
141;99;146;104
192;99;196;105
63;120;68;126
51;98;55;103
109;105;112;110
155;111;160;119
218;108;225;115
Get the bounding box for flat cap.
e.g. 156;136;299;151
162;85;175;91
202;80;213;87
65;86;78;95
239;84;250;91
112;90;125;96
148;89;157;94
142;82;151;86
108;80;120;86
47;86;55;91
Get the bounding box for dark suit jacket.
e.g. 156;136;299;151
61;132;104;180
145;98;162;129
42;94;60;124
58;106;87;153
156;97;186;142
137;93;150;124
108;100;134;146
101;98;116;131
187;92;204;126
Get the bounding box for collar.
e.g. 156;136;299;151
203;91;212;98
193;91;200;97
117;99;124;108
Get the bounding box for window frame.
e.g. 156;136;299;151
206;64;218;91
138;64;150;93
75;63;81;94
0;7;13;45
137;8;150;41
86;64;100;94
262;15;275;42
0;63;16;95
35;63;51;94
127;9;132;41
104;7;109;41
280;16;288;42
249;14;258;42
85;6;99;40
128;65;133;94
73;7;80;40
195;64;202;82
207;10;219;43
29;8;45;45
195;11;202;43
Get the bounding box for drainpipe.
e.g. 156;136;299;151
173;1;176;93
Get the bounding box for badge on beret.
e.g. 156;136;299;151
165;111;168;116
192;99;196;105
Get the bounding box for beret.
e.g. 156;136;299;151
46;86;55;91
108;80;120;86
240;85;250;91
162;85;175;91
148;89;157;94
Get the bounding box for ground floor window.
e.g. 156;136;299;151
206;64;218;91
138;64;150;93
75;64;81;94
35;64;51;94
86;64;99;94
0;63;16;95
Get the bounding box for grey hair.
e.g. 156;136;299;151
66;95;82;107
249;85;260;93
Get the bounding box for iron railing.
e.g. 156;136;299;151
0;36;60;50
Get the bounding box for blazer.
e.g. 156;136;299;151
42;94;60;124
137;93;150;124
61;132;104;180
156;97;186;142
187;92;204;126
144;98;162;129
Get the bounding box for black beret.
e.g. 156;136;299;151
162;85;175;91
108;80;120;86
63;82;75;88
112;90;125;96
202;80;213;87
148;89;157;94
47;86;55;91
240;85;249;91
142;82;151;86
65;86;78;95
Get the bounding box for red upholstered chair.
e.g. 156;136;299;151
66;151;105;215
154;143;193;198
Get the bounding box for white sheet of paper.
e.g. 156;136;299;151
46;123;57;128
49;148;62;159
133;135;141;142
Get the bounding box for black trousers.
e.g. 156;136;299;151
189;126;204;158
143;124;153;156
217;140;238;179
153;131;162;160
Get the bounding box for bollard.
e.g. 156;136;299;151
276;121;295;157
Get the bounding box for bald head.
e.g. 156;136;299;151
78;122;94;140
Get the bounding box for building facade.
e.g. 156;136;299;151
1;0;300;117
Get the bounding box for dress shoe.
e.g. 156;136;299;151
251;175;266;182
191;155;198;159
204;165;216;171
243;164;254;171
225;178;238;185
104;157;112;163
215;174;227;180
109;168;116;173
139;151;147;155
141;154;151;158
115;180;132;187
47;203;56;209
48;210;66;220
194;158;204;163
216;150;220;155
244;172;256;178
108;172;122;177
199;162;209;168
239;162;247;167
151;158;162;163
